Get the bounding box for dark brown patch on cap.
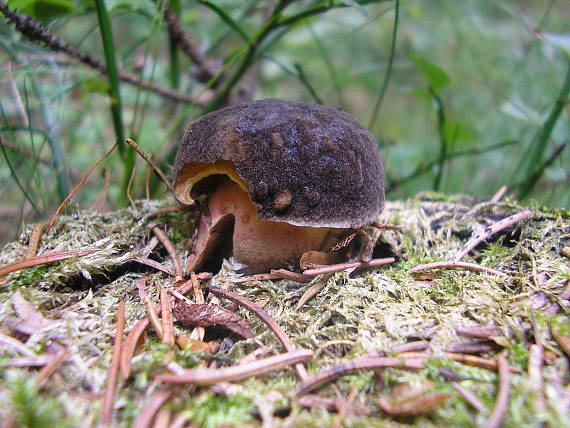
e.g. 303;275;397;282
172;99;385;228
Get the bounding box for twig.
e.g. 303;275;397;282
303;257;395;276
331;384;360;428
483;352;511;428
208;286;308;381
229;272;279;284
454;210;533;261
125;139;175;194
0;332;36;357
152;226;183;281
409;261;506;277
0;138;50;166
134;257;176;276
552;329;570;358
145;296;164;338
160;289;175;346
126;161;137;207
102;300;126;425
392;341;430;354
0;4;198;104
452;383;489;414
296;356;425;396
155;349;313;385
0;248;99;278
34;349;67;387
132;388;174;428
189;272;205;341
47;141;118;231
270;269;313;283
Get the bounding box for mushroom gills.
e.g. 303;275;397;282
188;172;340;272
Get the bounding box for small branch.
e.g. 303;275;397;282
489;186;507;203
454;210;533;261
456;326;503;339
133;257;175;276
392;341;430;354
0;4;198;104
528;344;545;413
409;261;507;278
552;329;570;358
155;349;313;385
102;300;126;425
483;352;511;428
303;257;395;276
132;388;174;428
208;286;308;381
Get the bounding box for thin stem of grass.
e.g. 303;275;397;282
430;88;448;191
167;0;181;89
293;63;323;104
368;0;399;130
516;55;570;199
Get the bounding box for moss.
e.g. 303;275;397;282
0;197;569;426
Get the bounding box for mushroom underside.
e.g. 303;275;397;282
184;167;346;273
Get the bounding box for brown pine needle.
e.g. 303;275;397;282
34;349;67;387
552;329;570;358
25;220;50;259
134;257;176;276
409;261;507;277
189;272;205;341
0;248;100;278
125;139;175;194
392;341;430;354
47;141;118;232
452;383;489;414
296;356;426;396
454;210;533;261
152;227;183;281
102;300;126;425
490;185;508;203
303;257;395;276
156;349;313;385
270;269;313;283
483;352;511;428
528;344;545;413
456;326;503;339
208;286;309;381
145;296;164;339
296;275;331;310
0;332;36;357
331;384;360;428
132;388;174;428
160;289;175;346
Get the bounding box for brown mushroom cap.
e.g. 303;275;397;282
172;99;385;229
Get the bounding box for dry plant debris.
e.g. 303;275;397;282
0;196;569;427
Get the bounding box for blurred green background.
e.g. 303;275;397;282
1;0;569;245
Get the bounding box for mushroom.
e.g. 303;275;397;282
172;99;384;272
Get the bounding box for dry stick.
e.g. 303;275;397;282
271;269;313;283
208;286;309;381
483;352;511;428
134;257;176;276
0;248;100;278
152;408;171;428
528;344;545;414
156;349;313;385
145;296;164;338
409;261;507;278
303;257;396;276
452;383;489;415
0;332;36;357
229;272;279;284
392;341;430;354
25;220;50;259
34;349;67;387
152;226;183;281
102;301;126;425
125;139;175;194
47;141;118;231
132;388;174;428
121;280;197;378
454;210;533;262
160;289;175;346
394;351;521;374
3;356;55;368
296;356;426;396
490;185;508;203
0;4;197;104
331;384;360;428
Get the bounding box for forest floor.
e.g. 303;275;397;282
0;194;569;427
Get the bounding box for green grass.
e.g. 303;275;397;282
0;0;568;244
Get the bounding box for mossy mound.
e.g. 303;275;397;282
0;195;569;427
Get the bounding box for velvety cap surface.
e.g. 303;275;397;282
172;99;385;228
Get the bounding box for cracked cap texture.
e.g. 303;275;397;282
172;99;385;228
